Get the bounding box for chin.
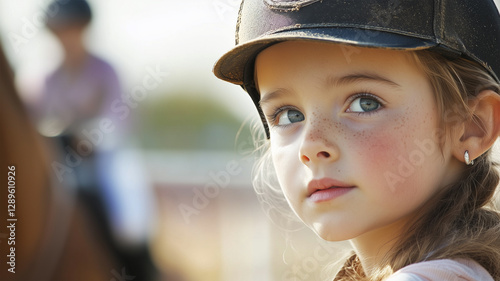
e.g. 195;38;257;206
310;224;356;242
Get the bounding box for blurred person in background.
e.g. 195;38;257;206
28;0;161;280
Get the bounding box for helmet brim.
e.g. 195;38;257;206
214;27;437;85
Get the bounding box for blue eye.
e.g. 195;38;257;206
347;96;381;113
277;109;304;125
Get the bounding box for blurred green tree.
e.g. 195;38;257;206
136;93;252;151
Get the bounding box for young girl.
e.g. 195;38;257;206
214;0;500;280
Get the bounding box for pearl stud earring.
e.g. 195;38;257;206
464;150;474;166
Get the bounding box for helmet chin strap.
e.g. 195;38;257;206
243;82;270;139
242;56;270;139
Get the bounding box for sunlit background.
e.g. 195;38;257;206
0;1;348;280
0;1;499;281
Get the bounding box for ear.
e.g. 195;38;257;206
453;90;500;163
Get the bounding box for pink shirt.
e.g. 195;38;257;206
38;53;123;134
386;259;493;281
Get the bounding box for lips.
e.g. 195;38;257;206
307;178;355;197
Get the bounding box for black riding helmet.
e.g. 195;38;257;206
45;0;92;30
213;0;500;138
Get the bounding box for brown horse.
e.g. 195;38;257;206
0;40;121;281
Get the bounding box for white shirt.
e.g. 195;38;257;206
386;259;493;281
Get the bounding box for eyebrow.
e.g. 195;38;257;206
259;88;289;106
327;72;401;89
259;72;401;106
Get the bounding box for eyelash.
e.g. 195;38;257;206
265;92;385;126
266;104;297;127
346;92;385;115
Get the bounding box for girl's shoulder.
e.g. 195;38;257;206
386;259;493;281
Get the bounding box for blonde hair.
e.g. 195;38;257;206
252;50;500;280
251;122;304;231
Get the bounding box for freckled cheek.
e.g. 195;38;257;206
345;124;409;181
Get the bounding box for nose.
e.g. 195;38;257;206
299;124;339;166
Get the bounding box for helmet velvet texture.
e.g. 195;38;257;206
215;0;500;89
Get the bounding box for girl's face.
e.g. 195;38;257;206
255;41;463;243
